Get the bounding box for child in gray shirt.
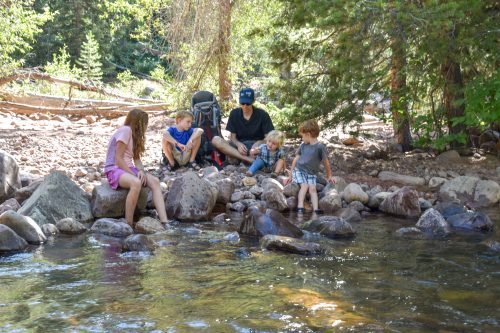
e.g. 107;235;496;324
286;120;335;214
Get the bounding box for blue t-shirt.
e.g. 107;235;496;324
167;127;194;148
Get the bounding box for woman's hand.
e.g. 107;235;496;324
327;176;336;185
237;142;248;155
138;169;148;186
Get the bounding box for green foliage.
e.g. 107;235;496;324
464;70;500;128
76;32;103;84
0;0;51;75
44;46;80;79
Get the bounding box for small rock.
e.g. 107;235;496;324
123;234;156;252
260;234;323;255
242;176;257;187
56;217;87;235
41;223;59;237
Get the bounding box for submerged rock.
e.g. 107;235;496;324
260;234;323;255
240;206;303;238
395;227;424;237
446;212;493;232
303;216;355;239
122;234;156;252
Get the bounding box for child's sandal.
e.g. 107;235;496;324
296;207;305;213
187;161;201;171
314;209;324;215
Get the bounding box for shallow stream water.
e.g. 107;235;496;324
1;209;499;333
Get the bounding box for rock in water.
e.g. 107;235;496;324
379;187;421;218
0;210;46;244
240;206;303;238
0;224;28;253
260;235;323;255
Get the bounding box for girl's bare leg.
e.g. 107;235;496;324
118;173;142;225
146;173;168;223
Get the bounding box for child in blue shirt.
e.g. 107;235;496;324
162;110;204;171
246;130;285;176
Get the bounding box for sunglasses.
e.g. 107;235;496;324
241;103;252;106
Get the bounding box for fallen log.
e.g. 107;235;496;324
0;69;163;104
0;101;169;117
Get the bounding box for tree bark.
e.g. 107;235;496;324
390;38;412;152
218;0;232;104
441;57;466;149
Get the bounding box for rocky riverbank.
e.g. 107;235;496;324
1;110;499;254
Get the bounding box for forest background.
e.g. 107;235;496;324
1;0;499;152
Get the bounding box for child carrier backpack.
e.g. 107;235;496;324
191;90;225;168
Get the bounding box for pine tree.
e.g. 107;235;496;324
77;32;102;84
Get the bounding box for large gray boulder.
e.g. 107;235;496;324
18;171;93;226
0;150;21;202
473;180;500;207
303;216;356;239
415;208;451;235
260;235;323;255
438;176;479;204
378;171;426;186
0;210;47;244
0;224;28;253
379;187;421;218
91;182;148;218
446;212;493;232
165;171;218;221
240;206;303;238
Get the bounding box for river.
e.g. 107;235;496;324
1;209;499;332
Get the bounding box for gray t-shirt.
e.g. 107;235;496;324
295;142;328;175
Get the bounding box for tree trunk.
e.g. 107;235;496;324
218;0;232;105
390;38;412;152
441;57;466;149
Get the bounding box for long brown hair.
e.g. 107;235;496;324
124;109;148;159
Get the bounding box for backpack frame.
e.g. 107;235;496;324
190;91;225;167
